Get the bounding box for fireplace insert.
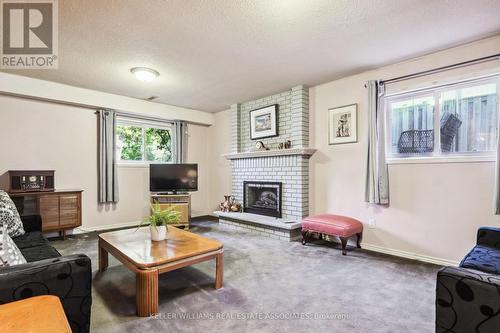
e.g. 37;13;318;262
243;181;282;218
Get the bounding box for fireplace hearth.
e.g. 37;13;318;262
243;181;282;218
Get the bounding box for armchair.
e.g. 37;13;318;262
436;227;500;332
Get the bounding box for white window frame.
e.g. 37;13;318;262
116;117;174;166
385;75;500;164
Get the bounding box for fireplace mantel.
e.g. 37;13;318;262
223;148;317;160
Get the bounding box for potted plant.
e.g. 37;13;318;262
142;203;181;241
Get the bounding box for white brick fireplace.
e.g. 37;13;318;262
227;150;314;221
215;85;315;241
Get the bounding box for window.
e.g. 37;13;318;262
386;77;499;160
116;118;173;164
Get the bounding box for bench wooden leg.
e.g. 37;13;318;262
340;237;348;255
301;230;308;245
356;232;362;248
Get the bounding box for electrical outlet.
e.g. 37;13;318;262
368;218;376;229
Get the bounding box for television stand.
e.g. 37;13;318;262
150;193;191;230
153;191;189;195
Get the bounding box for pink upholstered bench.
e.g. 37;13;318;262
301;214;363;255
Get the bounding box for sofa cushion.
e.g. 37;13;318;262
0;229;27;267
459;245;500;274
20;245;61;263
12;231;49;249
0;190;25;238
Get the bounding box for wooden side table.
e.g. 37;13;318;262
0;295;71;333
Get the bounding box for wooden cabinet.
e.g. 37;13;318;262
39;195;60;229
59;195;80;227
10;190;82;236
151;194;191;229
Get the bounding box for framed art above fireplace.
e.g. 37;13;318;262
250;104;278;140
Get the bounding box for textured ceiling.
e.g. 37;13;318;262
3;0;500;112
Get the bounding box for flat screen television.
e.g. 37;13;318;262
150;164;198;193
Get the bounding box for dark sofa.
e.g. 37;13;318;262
0;215;92;333
436;227;500;332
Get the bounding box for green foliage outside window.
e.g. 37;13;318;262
117;125;143;160
146;128;172;162
117;124;172;162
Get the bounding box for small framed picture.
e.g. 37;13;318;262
250;104;278;140
328;104;358;145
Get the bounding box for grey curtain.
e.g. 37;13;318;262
98;109;119;203
365;80;389;205
495;117;500;214
173;121;188;163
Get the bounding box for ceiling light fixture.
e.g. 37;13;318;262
130;67;160;82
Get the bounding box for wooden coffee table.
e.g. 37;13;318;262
98;226;223;316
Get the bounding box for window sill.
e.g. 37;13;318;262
117;163;149;168
387;154;496;165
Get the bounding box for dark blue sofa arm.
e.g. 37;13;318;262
436;266;500;333
20;214;42;233
0;254;92;333
477;227;500;249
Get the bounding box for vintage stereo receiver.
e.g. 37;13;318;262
8;170;55;193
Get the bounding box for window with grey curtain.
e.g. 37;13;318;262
365;80;389;205
173;121;188;163
98;109;119;203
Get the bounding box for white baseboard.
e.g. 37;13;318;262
306;233;459;266
362;243;460;267
74;221;141;234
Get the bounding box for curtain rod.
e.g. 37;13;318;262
94;110;176;124
384;71;500;98
378;53;500;85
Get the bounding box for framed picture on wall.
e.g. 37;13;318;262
250;104;278;140
328;104;358;145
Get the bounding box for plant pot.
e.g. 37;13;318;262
150;225;167;241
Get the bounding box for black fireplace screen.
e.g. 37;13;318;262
243;181;282;218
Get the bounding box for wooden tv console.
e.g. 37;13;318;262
150;193;191;229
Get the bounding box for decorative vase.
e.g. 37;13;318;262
221;195;232;212
230;202;241;212
150;225;167;241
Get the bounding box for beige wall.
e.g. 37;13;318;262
309;35;500;264
207;109;232;211
0;95;213;231
186;122;212;217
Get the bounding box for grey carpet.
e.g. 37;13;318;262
51;220;440;333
